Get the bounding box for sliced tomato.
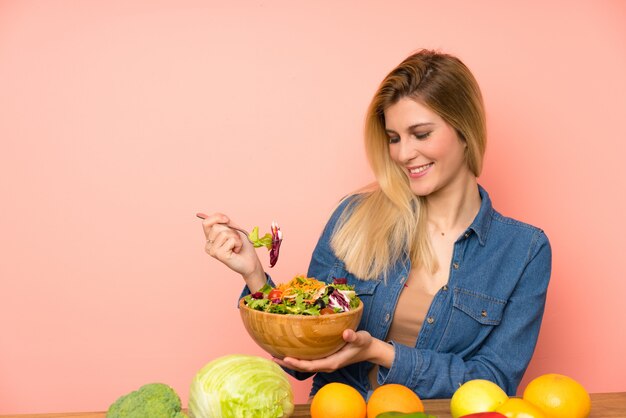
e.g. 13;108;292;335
268;289;283;301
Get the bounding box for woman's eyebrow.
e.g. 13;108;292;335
385;122;435;134
408;122;435;130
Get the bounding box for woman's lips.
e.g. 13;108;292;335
407;162;433;178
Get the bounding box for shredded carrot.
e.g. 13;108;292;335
277;275;325;302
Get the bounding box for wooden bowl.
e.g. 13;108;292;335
239;298;363;360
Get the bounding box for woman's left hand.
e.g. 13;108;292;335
273;329;377;373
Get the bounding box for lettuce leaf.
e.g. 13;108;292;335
248;226;273;250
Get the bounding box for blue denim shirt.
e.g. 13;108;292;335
244;185;551;399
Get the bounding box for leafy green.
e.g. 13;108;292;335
188;354;294;418
245;298;271;310
106;383;187;418
248;226;273;250
258;283;273;295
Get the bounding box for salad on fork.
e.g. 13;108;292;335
197;213;283;268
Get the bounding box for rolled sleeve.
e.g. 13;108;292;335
377;341;423;388
237;273;274;304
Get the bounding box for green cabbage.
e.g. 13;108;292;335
188;354;294;418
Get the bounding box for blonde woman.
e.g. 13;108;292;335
201;49;551;399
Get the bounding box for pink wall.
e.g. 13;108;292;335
1;1;625;414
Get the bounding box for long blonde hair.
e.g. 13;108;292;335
331;50;487;280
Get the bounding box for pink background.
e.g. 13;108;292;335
1;1;625;414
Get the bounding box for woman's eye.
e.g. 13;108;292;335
415;132;431;140
388;136;400;144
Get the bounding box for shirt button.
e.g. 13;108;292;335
464;232;470;238
481;310;488;317
426;317;434;324
442;285;448;291
385;313;390;322
453;262;459;269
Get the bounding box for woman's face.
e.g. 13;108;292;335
385;97;472;198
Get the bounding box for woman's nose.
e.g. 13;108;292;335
398;138;418;163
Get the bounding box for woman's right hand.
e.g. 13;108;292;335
200;213;266;290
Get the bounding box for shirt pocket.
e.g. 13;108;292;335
352;278;379;331
437;287;507;355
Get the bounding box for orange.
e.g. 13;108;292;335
450;379;509;418
496;397;547;417
310;382;366;418
523;373;591;418
366;383;424;418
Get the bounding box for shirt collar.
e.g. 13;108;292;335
467;184;494;246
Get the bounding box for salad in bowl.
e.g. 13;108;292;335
243;275;361;315
239;275;363;359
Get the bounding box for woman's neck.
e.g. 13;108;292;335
425;175;481;235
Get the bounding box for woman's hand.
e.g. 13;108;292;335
200;212;266;290
274;329;394;373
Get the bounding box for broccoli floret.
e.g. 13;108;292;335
107;383;187;418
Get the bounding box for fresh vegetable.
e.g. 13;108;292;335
328;289;351;311
269;221;282;267
243;275;361;315
268;289;283;302
375;412;437;418
106;383;187;418
248;226;273;250
188;354;294;418
248;222;283;267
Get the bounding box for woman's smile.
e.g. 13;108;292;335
407;162;434;178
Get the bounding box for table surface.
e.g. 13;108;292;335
1;392;624;418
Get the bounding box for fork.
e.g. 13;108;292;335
196;213;254;244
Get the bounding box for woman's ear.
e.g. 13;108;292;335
456;129;468;147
